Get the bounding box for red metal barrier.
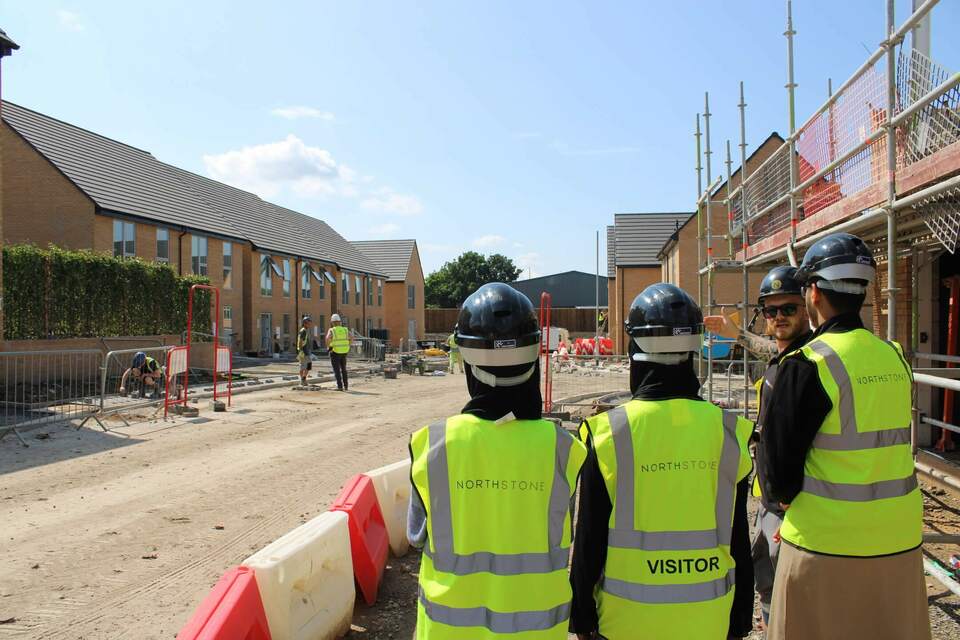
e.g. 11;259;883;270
539;292;553;413
177;566;271;640
329;474;389;605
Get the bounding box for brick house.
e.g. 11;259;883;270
351;239;425;347
606;212;692;354
0;102;386;354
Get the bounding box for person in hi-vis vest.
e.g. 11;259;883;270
708;265;812;629
407;282;586;639
570;283;755;640
760;232;929;640
326;313;350;391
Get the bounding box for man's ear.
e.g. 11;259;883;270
809;282;820;305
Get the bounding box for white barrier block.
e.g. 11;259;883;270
216;346;231;371
365;459;412;557
242;511;354;640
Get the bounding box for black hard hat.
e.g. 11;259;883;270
625;283;703;358
758;266;803;302
455;283;540;371
795;232;875;292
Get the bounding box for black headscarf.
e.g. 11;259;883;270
628;338;702;400
461;360;543;421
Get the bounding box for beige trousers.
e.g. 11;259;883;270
768;542;931;640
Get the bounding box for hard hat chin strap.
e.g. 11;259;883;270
470;363;536;388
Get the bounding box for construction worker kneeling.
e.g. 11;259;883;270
407;282;587;639
570;283;755;640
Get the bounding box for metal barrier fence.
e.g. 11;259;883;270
547;354;630;408
0;350;104;446
349;331;386;362
100;346;176;419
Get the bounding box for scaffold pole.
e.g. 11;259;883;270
704;91;714;400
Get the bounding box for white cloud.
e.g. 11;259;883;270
515;252;542;278
203;134;350;198
57;10;84;31
514;132;542;139
473;234;506;248
369;223;401;237
512;242;524;249
270;106;335;121
361;188;424;216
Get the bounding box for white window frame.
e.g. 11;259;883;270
156;228;169;263
223;241;233;289
191;235;208;276
113;220;135;258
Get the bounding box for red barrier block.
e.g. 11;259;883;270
177;566;271;640
330;474;390;605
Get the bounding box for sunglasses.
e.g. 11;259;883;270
762;303;800;319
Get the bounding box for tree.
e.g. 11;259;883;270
425;252;522;308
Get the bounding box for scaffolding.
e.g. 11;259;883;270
696;0;960;414
694;0;960;596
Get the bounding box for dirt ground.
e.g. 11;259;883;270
0;369;468;639
1;369;959;639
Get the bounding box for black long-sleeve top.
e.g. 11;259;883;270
758;313;860;506
569;360;755;637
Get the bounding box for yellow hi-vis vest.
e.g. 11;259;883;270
410;414;586;639
779;329;922;557
329;325;350;354
585;399;753;640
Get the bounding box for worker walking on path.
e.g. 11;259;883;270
706;266;812;628
296;315;314;386
570;283;755;640
446;329;462;374
326;313;350;391
760;232;930;640
407;282;587;638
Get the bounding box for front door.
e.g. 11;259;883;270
408;319;417;340
259;313;273;355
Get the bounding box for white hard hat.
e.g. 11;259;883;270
331;314;342;323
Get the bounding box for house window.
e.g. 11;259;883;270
367;318;373;336
318;269;326;299
261;254;273;296
355;318;360;332
342;273;350;305
282;259;291;297
283;313;291;336
377;279;383;306
367;277;374;306
408;284;416;309
191;235;208;276
223;305;233;330
355;275;361;305
113;220;135;258
302;264;312;299
223;242;233;289
156;228;169;263
317;315;325;334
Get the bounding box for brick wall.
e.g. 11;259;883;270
2;122;96;249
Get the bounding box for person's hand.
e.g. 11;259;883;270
119;387;127;397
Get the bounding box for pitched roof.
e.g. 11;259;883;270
612;212;692;266
2;102;384;276
0;28;19;54
351;239;417;281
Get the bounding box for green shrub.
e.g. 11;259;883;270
3;245;212;339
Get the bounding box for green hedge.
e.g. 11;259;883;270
3;245;212;340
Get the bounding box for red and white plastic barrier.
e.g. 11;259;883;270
177;460;413;640
243;511;354;640
177;566;271;640
330;474;390;605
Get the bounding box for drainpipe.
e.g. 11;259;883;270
177;230;187;275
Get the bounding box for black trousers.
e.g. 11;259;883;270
329;352;348;390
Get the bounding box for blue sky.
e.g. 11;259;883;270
2;1;958;278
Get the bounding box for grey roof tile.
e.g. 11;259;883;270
350;240;416;281
2;101;384;276
613;212;693;266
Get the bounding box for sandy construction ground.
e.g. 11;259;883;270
0;370;468;639
1;367;958;639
